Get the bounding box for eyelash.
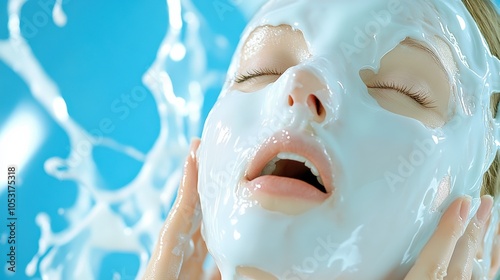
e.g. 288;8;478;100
235;69;436;109
234;68;282;84
368;81;436;109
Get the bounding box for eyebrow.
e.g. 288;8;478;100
400;38;449;79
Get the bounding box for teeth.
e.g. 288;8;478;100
260;157;279;176
304;160;319;177
317;176;324;186
277;152;306;162
276;152;321;178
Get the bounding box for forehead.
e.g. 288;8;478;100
241;25;308;62
241;24;455;76
237;1;460;83
232;0;499;101
243;0;441;62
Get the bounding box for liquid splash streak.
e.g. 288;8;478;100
0;0;222;278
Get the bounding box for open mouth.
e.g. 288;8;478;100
258;152;327;194
243;130;334;207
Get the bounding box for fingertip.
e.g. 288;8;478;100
189;138;201;160
179;139;201;196
476;195;494;224
190;137;201;149
445;196;471;221
459;195;472;221
437;196;470;238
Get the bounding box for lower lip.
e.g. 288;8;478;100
243;175;331;202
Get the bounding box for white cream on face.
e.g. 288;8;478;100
197;0;500;279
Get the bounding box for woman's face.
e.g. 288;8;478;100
197;0;500;279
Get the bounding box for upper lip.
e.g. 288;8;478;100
243;129;335;194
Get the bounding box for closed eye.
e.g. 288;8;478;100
368;81;436;109
234;68;283;84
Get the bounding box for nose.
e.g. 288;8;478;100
287;70;327;123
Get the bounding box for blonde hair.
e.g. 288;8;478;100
462;0;500;197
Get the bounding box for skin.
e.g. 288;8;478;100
234;25;452;128
143;139;221;280
143;139;496;279
143;25;500;279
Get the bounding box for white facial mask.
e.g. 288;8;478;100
197;0;500;279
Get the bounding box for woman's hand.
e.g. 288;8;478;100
405;195;495;280
143;140;498;280
143;139;220;280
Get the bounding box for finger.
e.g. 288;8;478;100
446;195;493;279
471;259;483;280
489;222;500;279
475;214;491;260
179;226;209;279
143;139;201;280
208;266;222;280
405;197;471;280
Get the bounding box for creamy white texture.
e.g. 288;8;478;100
0;0;226;278
197;0;500;279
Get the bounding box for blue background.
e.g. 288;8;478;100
0;0;499;279
0;0;253;279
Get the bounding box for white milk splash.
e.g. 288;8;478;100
0;0;229;278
